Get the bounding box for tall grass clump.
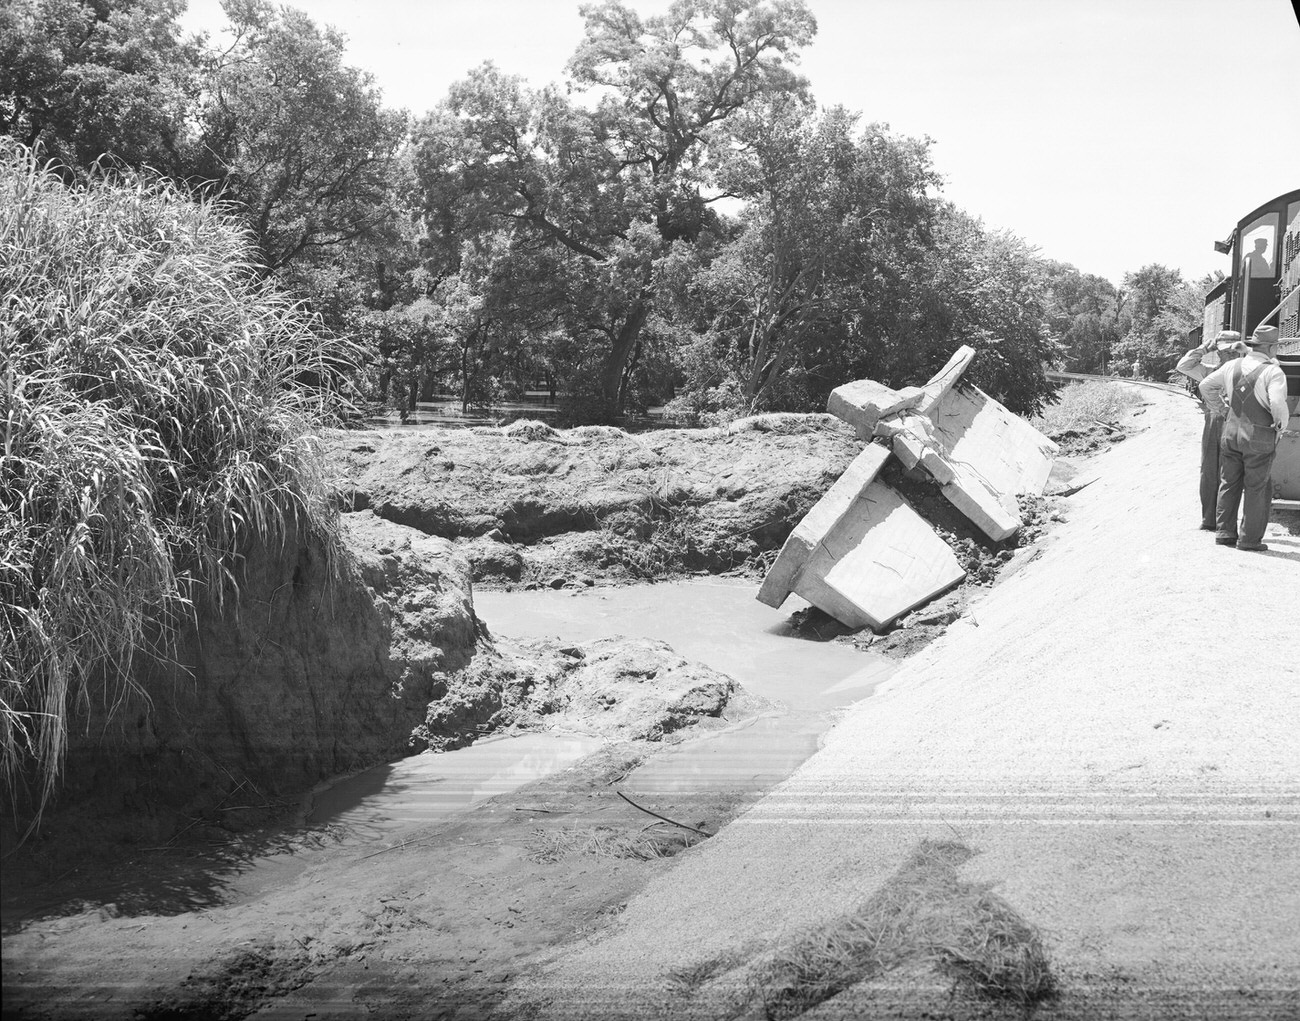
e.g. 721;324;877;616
0;141;356;822
1030;380;1138;436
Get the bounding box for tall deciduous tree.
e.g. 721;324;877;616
1041;261;1125;373
700;103;938;407
411;0;817;420
0;0;202;176
193;0;408;275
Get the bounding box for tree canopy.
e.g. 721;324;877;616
1;0;1207;425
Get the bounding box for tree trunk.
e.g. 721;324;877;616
598;301;650;419
617;338;644;411
460;337;471;414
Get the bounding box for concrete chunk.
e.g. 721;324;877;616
756;443;891;608
928;385;1058;498
827;380;923;439
940;476;1021;542
916;345;977;415
793;481;965;631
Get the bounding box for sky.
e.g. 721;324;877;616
181;0;1300;287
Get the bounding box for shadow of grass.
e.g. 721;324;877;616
751;840;1057;1019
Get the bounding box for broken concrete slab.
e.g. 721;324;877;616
791;481;966;631
915;344;976;416
868;385;1057;543
927;385;1058;499
879;415;1019;540
762;345;1055;631
939;474;1021;541
757;443;891;608
827;380;923;440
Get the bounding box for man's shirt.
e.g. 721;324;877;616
1198;353;1290;433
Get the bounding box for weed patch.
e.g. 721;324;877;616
1032;381;1138;457
749;840;1056;1018
0;142;353;823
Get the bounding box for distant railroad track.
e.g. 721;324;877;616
1046;370;1193;399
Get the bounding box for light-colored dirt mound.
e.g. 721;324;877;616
417;635;767;750
325;415;861;582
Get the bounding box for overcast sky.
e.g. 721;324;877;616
182;0;1300;286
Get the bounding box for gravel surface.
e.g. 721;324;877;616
504;388;1300;1020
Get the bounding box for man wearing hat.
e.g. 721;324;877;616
1198;324;1291;551
1176;329;1245;530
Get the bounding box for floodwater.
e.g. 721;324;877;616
363;395;667;431
306;579;894;838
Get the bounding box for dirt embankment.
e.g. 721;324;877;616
325;414;862;586
326;412;1077;656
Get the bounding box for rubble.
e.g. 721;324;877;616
758;346;1058;631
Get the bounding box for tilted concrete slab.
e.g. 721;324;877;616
792;481;966;631
873;384;1057;542
915;344;976;415
928;384;1058;498
826;380;923;440
940;474;1021;541
756;442;891;609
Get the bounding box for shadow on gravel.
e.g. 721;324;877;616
747;840;1057;1019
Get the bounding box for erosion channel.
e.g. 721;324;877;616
2;579;898;1021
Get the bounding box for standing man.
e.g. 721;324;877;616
1199;325;1291;551
1176;330;1243;530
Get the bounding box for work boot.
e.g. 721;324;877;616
1237;542;1268;552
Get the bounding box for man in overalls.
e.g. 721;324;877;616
1175;329;1244;530
1198;325;1290;551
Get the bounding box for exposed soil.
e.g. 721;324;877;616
325;414;862;588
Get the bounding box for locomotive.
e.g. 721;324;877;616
1202;187;1300;501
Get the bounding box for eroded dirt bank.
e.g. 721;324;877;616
326;414;863;586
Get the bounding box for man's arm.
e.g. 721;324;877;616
1264;367;1290;432
1174;346;1207;380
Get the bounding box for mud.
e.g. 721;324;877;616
0;740;768;1021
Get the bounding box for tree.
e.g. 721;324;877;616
1041;261;1125;373
192;0;408;276
0;0;203;176
915;207;1058;415
1114;263;1217;377
697;103;938;408
410;0;817;420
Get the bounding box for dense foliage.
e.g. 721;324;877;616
1;0;1214;425
0;141;351;816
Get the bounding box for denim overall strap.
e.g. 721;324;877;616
1228;362;1272;427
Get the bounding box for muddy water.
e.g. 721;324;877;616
474;578;894;797
306;579;894;840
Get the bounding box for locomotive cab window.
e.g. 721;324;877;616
1237;211;1280;337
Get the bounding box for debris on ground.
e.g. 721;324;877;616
758;346;1059;632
